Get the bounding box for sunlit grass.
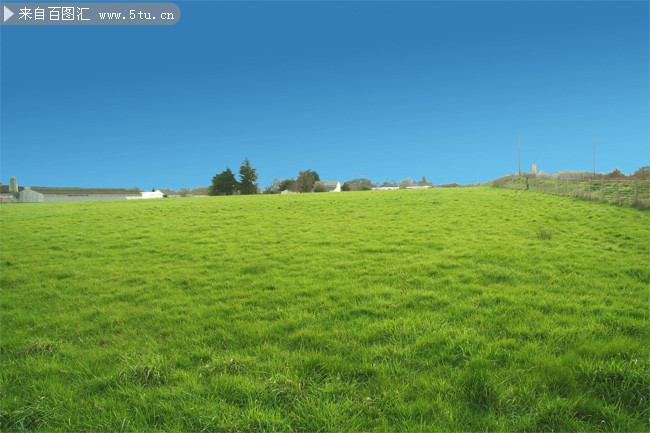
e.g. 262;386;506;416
1;188;648;431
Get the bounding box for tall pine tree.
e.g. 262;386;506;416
238;158;259;195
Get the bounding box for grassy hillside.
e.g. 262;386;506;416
1;188;648;431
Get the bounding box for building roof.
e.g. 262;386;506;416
158;189;178;196
23;187;141;196
318;181;340;187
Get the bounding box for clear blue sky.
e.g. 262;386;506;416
1;1;648;189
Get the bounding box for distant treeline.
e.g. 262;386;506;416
206;159;440;195
168;165;650;196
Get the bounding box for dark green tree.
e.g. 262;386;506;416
346;178;373;191
279;179;296;192
210;168;238;195
239;158;259;195
341;181;351;191
296;169;320;193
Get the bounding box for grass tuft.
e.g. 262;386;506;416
536;228;554;240
118;355;167;387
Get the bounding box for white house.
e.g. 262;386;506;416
316;181;341;192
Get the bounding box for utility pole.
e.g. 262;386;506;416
593;136;595;178
518;136;521;176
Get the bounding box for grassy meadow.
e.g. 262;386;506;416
1;188;648;431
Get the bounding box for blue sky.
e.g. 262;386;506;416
1;1;648;189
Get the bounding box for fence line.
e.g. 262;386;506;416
494;177;650;209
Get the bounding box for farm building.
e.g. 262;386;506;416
316;181;342;192
280;189;299;194
0;184;21;203
129;190;165;199
18;187;143;203
158;189;180;198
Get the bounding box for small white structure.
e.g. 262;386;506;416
141;190;165;199
281;189;299;194
315;181;341;192
406;185;433;190
126;190;165;200
372;186;400;191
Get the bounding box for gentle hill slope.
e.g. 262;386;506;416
1;188;648;431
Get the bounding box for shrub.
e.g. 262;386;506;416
632;166;650;179
604;168;624;179
278;179;297;192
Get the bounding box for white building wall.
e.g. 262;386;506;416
140;191;165;199
19;189;138;202
18;189;45;203
43;195;131;202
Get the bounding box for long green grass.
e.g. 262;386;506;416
1;188;648;431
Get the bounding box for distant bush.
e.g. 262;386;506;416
345;178;374;191
263;186;280;194
313;183;326;193
604;168;625;179
279;179;297;192
633;166;650;179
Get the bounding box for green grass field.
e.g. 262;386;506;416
1;188;648;431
